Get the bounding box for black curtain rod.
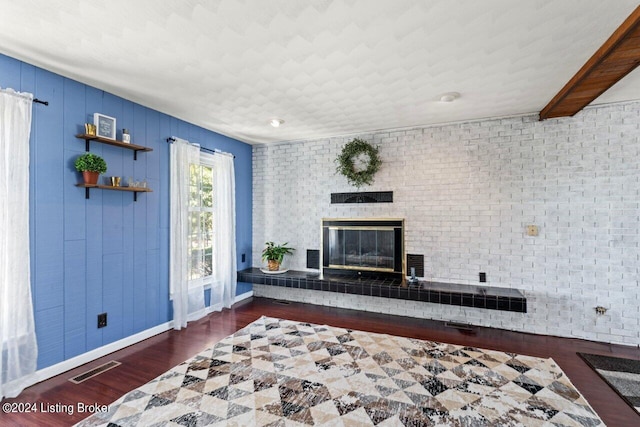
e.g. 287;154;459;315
33;98;48;106
165;137;235;158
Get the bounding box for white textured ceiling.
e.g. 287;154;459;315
0;0;639;144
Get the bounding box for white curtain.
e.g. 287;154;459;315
212;151;236;308
169;137;204;330
0;88;37;400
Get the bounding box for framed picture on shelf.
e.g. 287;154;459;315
94;113;116;140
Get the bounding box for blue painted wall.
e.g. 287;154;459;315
0;53;253;369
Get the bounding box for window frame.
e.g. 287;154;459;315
187;152;215;290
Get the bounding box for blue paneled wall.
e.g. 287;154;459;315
0;53;253;369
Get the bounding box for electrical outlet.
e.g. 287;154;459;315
479;272;486;283
97;312;107;328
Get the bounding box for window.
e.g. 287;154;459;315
188;156;214;287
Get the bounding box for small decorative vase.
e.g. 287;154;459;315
267;260;280;271
82;171;100;185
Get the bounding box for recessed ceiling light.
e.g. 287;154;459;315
439;92;460;103
269;118;284;127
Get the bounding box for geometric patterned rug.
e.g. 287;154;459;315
76;316;604;426
578;352;640;415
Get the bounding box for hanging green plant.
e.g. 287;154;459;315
335;138;382;188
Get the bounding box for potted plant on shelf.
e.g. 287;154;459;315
261;241;294;271
75;153;107;185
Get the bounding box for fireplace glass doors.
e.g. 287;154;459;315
322;219;403;279
328;227;395;271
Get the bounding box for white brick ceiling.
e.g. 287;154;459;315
0;0;638;144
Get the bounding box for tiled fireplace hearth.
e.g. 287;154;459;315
238;268;527;313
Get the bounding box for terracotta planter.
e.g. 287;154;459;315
267;259;280;271
82;171;100;185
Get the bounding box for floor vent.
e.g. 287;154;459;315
69;360;121;384
444;322;476;332
273;300;291;305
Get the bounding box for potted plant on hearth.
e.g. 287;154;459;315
261;242;295;271
75;153;107;185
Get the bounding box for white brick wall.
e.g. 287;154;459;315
252;102;640;346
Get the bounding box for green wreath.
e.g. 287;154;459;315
335;138;381;188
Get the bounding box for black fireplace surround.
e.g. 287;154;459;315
243;218;526;313
238;268;527;313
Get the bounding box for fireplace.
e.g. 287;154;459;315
321;218;404;280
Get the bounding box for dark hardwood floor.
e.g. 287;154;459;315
3;297;639;426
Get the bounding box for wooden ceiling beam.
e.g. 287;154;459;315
539;6;640;120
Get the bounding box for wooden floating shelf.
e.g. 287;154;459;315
76;134;153;160
76;183;152;201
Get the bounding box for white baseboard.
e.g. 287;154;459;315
206;290;253;314
234;290;254;303
31;320;174;388
27;290;254;390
